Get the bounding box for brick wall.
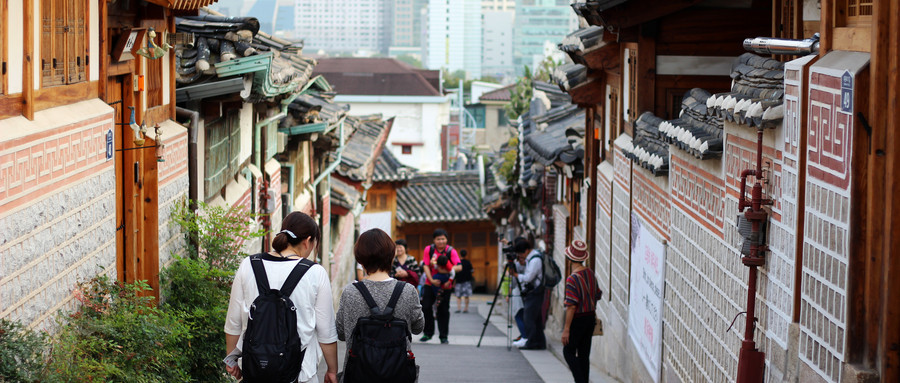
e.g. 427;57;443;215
157;121;190;268
797;53;869;382
611;137;632;330
0;100;116;331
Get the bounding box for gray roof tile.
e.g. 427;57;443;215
397;171;488;223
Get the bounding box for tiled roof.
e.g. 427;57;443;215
373;149;417;182
330;176;360;211
175;16;314;99
659;88;724;159
337;116;393;181
620;112;669;176
397;171;489;223
479;84;516;102
313;58;442;97
552;63;589;93
705;53;785;129
285;93;348;127
558;26;606;63
523;104;585;166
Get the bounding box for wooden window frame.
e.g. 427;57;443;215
844;0;873;26
40;0;89;88
627;49;638;123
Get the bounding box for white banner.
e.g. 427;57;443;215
359;211;392;237
627;212;666;382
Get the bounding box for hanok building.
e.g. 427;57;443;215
531;0;900;382
0;0;217;329
397;170;499;292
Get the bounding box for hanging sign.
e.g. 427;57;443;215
627;212;667;382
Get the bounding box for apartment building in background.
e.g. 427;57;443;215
294;0;392;54
424;0;483;77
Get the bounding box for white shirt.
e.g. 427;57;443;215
516;249;543;288
225;255;338;382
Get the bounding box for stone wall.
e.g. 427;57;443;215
0;100;117;331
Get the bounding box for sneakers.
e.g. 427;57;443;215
419;335;432;342
512;338;528;347
440;338;449;344
454;309;461;313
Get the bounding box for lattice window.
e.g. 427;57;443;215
846;0;874;26
40;0;87;87
204;111;241;200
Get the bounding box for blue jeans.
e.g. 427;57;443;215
515;309;525;338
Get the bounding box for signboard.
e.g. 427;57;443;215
840;70;853;113
359;211;392;237
105;129;114;161
627;213;667;382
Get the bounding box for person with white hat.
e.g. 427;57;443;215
561;240;603;383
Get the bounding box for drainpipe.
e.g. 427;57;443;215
305;118;347;213
255;92;301;167
175;107;200;210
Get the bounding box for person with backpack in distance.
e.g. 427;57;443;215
224;212;339;383
561;240;603;383
335;229;425;383
420;228;462;344
454;249;474;313
508;236;550;350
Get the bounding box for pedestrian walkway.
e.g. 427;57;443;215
320;293;619;383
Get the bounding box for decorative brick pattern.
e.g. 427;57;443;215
610;144;631;328
158;126;190;268
632;167;670;241
670;155;725;237
595;163;614;304
798;66;855;383
0;112;117;330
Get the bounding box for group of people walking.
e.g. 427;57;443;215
222;211;601;383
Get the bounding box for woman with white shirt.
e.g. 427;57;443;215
224;212;339;383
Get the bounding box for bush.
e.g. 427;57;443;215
0;319;46;383
161;256;234;382
43;275;192;383
171;198;265;271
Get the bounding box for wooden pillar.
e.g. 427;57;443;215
23;0;34;120
168;11;175;119
584;106;598;269
98;0;107;101
819;0;832;54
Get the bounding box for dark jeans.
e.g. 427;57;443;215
522;286;546;348
514;309;525;338
422;285;451;339
564;314;595;383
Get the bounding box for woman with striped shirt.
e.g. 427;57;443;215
561;240;603;383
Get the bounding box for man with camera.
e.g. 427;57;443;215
507;236;546;350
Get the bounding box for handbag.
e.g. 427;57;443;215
592;317;603;336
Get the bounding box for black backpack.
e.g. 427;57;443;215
343;281;418;383
242;254;314;383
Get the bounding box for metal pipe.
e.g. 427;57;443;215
175;106;200;209
255;92;301;166
743;33;820;56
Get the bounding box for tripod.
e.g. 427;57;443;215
477;260;522;350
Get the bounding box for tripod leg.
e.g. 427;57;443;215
477;263;512;348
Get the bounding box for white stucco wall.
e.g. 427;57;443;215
7;1;23;94
337;97;450;172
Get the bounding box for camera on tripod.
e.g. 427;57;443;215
503;244;518;262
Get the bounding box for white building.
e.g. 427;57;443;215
314;58;451;172
294;0;391;54
424;0;483;77
482;0;514;11
482;10;516;79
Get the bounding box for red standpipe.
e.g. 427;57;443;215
736;129;771;383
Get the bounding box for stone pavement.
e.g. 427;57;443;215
319;293;620;383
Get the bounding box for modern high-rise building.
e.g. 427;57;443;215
294;0;392;54
482;0;515;11
391;0;427;51
482;10;515;79
513;0;577;74
424;0;483;77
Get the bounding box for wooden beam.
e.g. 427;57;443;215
569;78;606;106
1;0;7;95
820;0;833;54
833;27;873;52
33;81;99;112
582;43;620;72
23;0;33;120
881;1;900;378
0;94;23;119
599;0;704;31
168;12;176;119
99;0;108;101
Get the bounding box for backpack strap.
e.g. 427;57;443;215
249;254;271;295
353;281;382;316
384;282;406;317
280;258;315;296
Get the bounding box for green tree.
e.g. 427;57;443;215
505;66;533;121
396;54;423;68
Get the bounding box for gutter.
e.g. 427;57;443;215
175;106;200;210
255;92;301;166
